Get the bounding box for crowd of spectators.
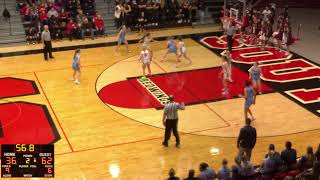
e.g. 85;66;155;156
17;0;211;44
223;2;294;54
167;143;320;180
114;0;205;33
17;0;105;44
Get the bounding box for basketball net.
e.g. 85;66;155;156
222;0;246;29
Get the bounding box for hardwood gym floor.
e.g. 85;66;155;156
0;25;319;179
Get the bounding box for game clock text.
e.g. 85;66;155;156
1;144;54;178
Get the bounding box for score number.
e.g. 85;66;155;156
15;144;34;152
5;157;17;165
41;157;53;165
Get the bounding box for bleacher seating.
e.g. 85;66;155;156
169;143;320;179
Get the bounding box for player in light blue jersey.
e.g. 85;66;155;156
161;37;179;67
116;25;131;53
72;49;81;85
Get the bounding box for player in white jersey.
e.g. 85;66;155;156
139;32;156;59
177;37;192;65
220;56;232;95
258;29;267;50
224;50;233;82
139;46;152;76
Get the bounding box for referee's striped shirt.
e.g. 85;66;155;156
164;102;185;120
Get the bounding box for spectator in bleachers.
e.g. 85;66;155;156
26;26;38;44
138;12;147;34
262;6;271;21
76;10;87;28
312;161;320;180
123;3;132;29
296;160;320;180
55;0;65;12
265;144;283;171
152;2;161;26
238;155;255;178
197;0;205;24
37;2;46;14
39;9;48;24
66;19;80;40
59;8;69;26
316;144;320;161
181;0;191;23
115;2;124;29
183;169;198;180
82;1;95;16
85;0;95;7
230;165;242;180
167;168;180;180
281;141;297;170
21;4;31;21
260;150;279;179
47;1;59;12
218;159;231;180
48;15;63;40
145;1;153;26
81;18;94;40
299;146;317;170
17;0;26;11
30;3;38;21
66;0;77;17
165;0;179;24
75;0;82;12
198;162;215;180
234;156;241;172
137;0;147;31
176;8;184;24
47;7;59;18
94;14;105;37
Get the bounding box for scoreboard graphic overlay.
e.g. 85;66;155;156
1;144;54;178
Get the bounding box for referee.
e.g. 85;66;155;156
226;22;236;52
162;95;185;148
41;25;54;61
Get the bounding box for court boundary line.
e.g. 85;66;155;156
55;125;320;156
33;72;74;152
55;124;234;156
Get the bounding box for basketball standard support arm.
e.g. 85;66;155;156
224;0;247;18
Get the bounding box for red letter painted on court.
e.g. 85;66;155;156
231;47;292;64
0;78;60;153
260;59;320;83
285;88;320;104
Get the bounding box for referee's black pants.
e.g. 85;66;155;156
227;35;233;52
43;41;53;60
164;119;180;145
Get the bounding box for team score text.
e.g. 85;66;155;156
41;157;53;165
5;157;17;165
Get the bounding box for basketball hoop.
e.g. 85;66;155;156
222;0;246;30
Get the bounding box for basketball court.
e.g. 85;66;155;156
0;25;319;179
